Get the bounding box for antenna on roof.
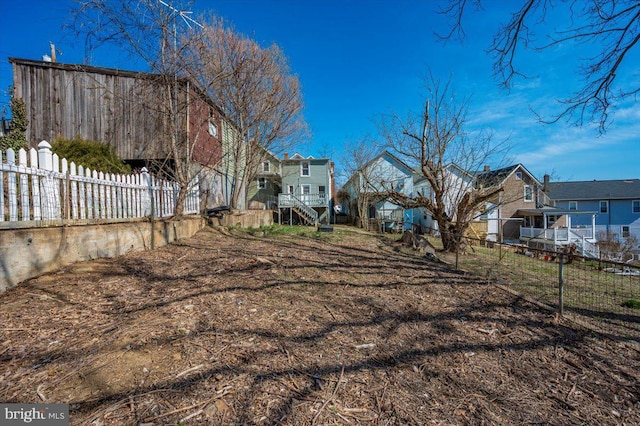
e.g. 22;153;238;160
157;0;203;30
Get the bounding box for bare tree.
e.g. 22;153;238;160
69;0;211;216
438;0;640;132
186;19;307;209
379;75;508;252
597;230;639;262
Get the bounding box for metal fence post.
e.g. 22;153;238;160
558;253;564;316
455;231;459;270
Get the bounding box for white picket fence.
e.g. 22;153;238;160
1;141;200;228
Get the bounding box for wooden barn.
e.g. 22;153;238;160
9;57;223;168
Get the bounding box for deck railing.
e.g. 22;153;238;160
278;193;328;208
520;226;599;258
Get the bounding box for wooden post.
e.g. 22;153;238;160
18;148;29;221
6;148;17;221
86;167;95;219
70;162;78;220
60;158;69;223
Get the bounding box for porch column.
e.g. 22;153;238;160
592;214;596;239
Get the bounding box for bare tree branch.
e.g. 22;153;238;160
438;0;640;133
379;74;509;252
185;19;307;209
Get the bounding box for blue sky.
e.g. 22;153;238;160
1;0;638;183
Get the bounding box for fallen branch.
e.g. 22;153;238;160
175;364;204;378
36;384;47;402
142;387;231;423
179;408;203;423
312;366;344;425
324;304;337;320
354;343;376;350
476;328;498;336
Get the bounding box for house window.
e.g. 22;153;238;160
257;177;267;189
287;185;294;194
318;186;326;196
262;161;270;172
301;161;310;177
622;226;630;238
633;200;640;213
599;200;609;213
208;120;218;137
301;184;311;195
569;201;577;211
515;171;523;180
523;185;533;202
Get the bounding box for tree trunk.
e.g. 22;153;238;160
438;219;463;253
173;184;187;217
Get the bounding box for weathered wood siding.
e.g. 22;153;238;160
10;58;221;166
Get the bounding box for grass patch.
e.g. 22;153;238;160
621;299;640;309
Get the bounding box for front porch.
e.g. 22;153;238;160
518;208;599;258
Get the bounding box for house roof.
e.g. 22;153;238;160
379;151;415;176
10;57;156;79
341;150;413;189
9;56;228;118
546;179;640;201
477;164;539;187
282;153;330;163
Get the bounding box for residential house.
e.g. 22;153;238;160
545;178;640;245
411;174;435;233
247;149;281;210
278;153;334;225
10;57;234;208
479;170;600;257
341;151;421;232
477;164;547;243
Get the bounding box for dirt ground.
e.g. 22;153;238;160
1;225;639;425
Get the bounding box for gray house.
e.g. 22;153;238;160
278;153;334;225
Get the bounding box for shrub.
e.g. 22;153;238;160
0;94;28;152
51;136;131;174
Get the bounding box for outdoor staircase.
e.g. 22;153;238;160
569;229;600;258
289;195;318;226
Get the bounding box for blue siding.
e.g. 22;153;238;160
557;199;640;227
